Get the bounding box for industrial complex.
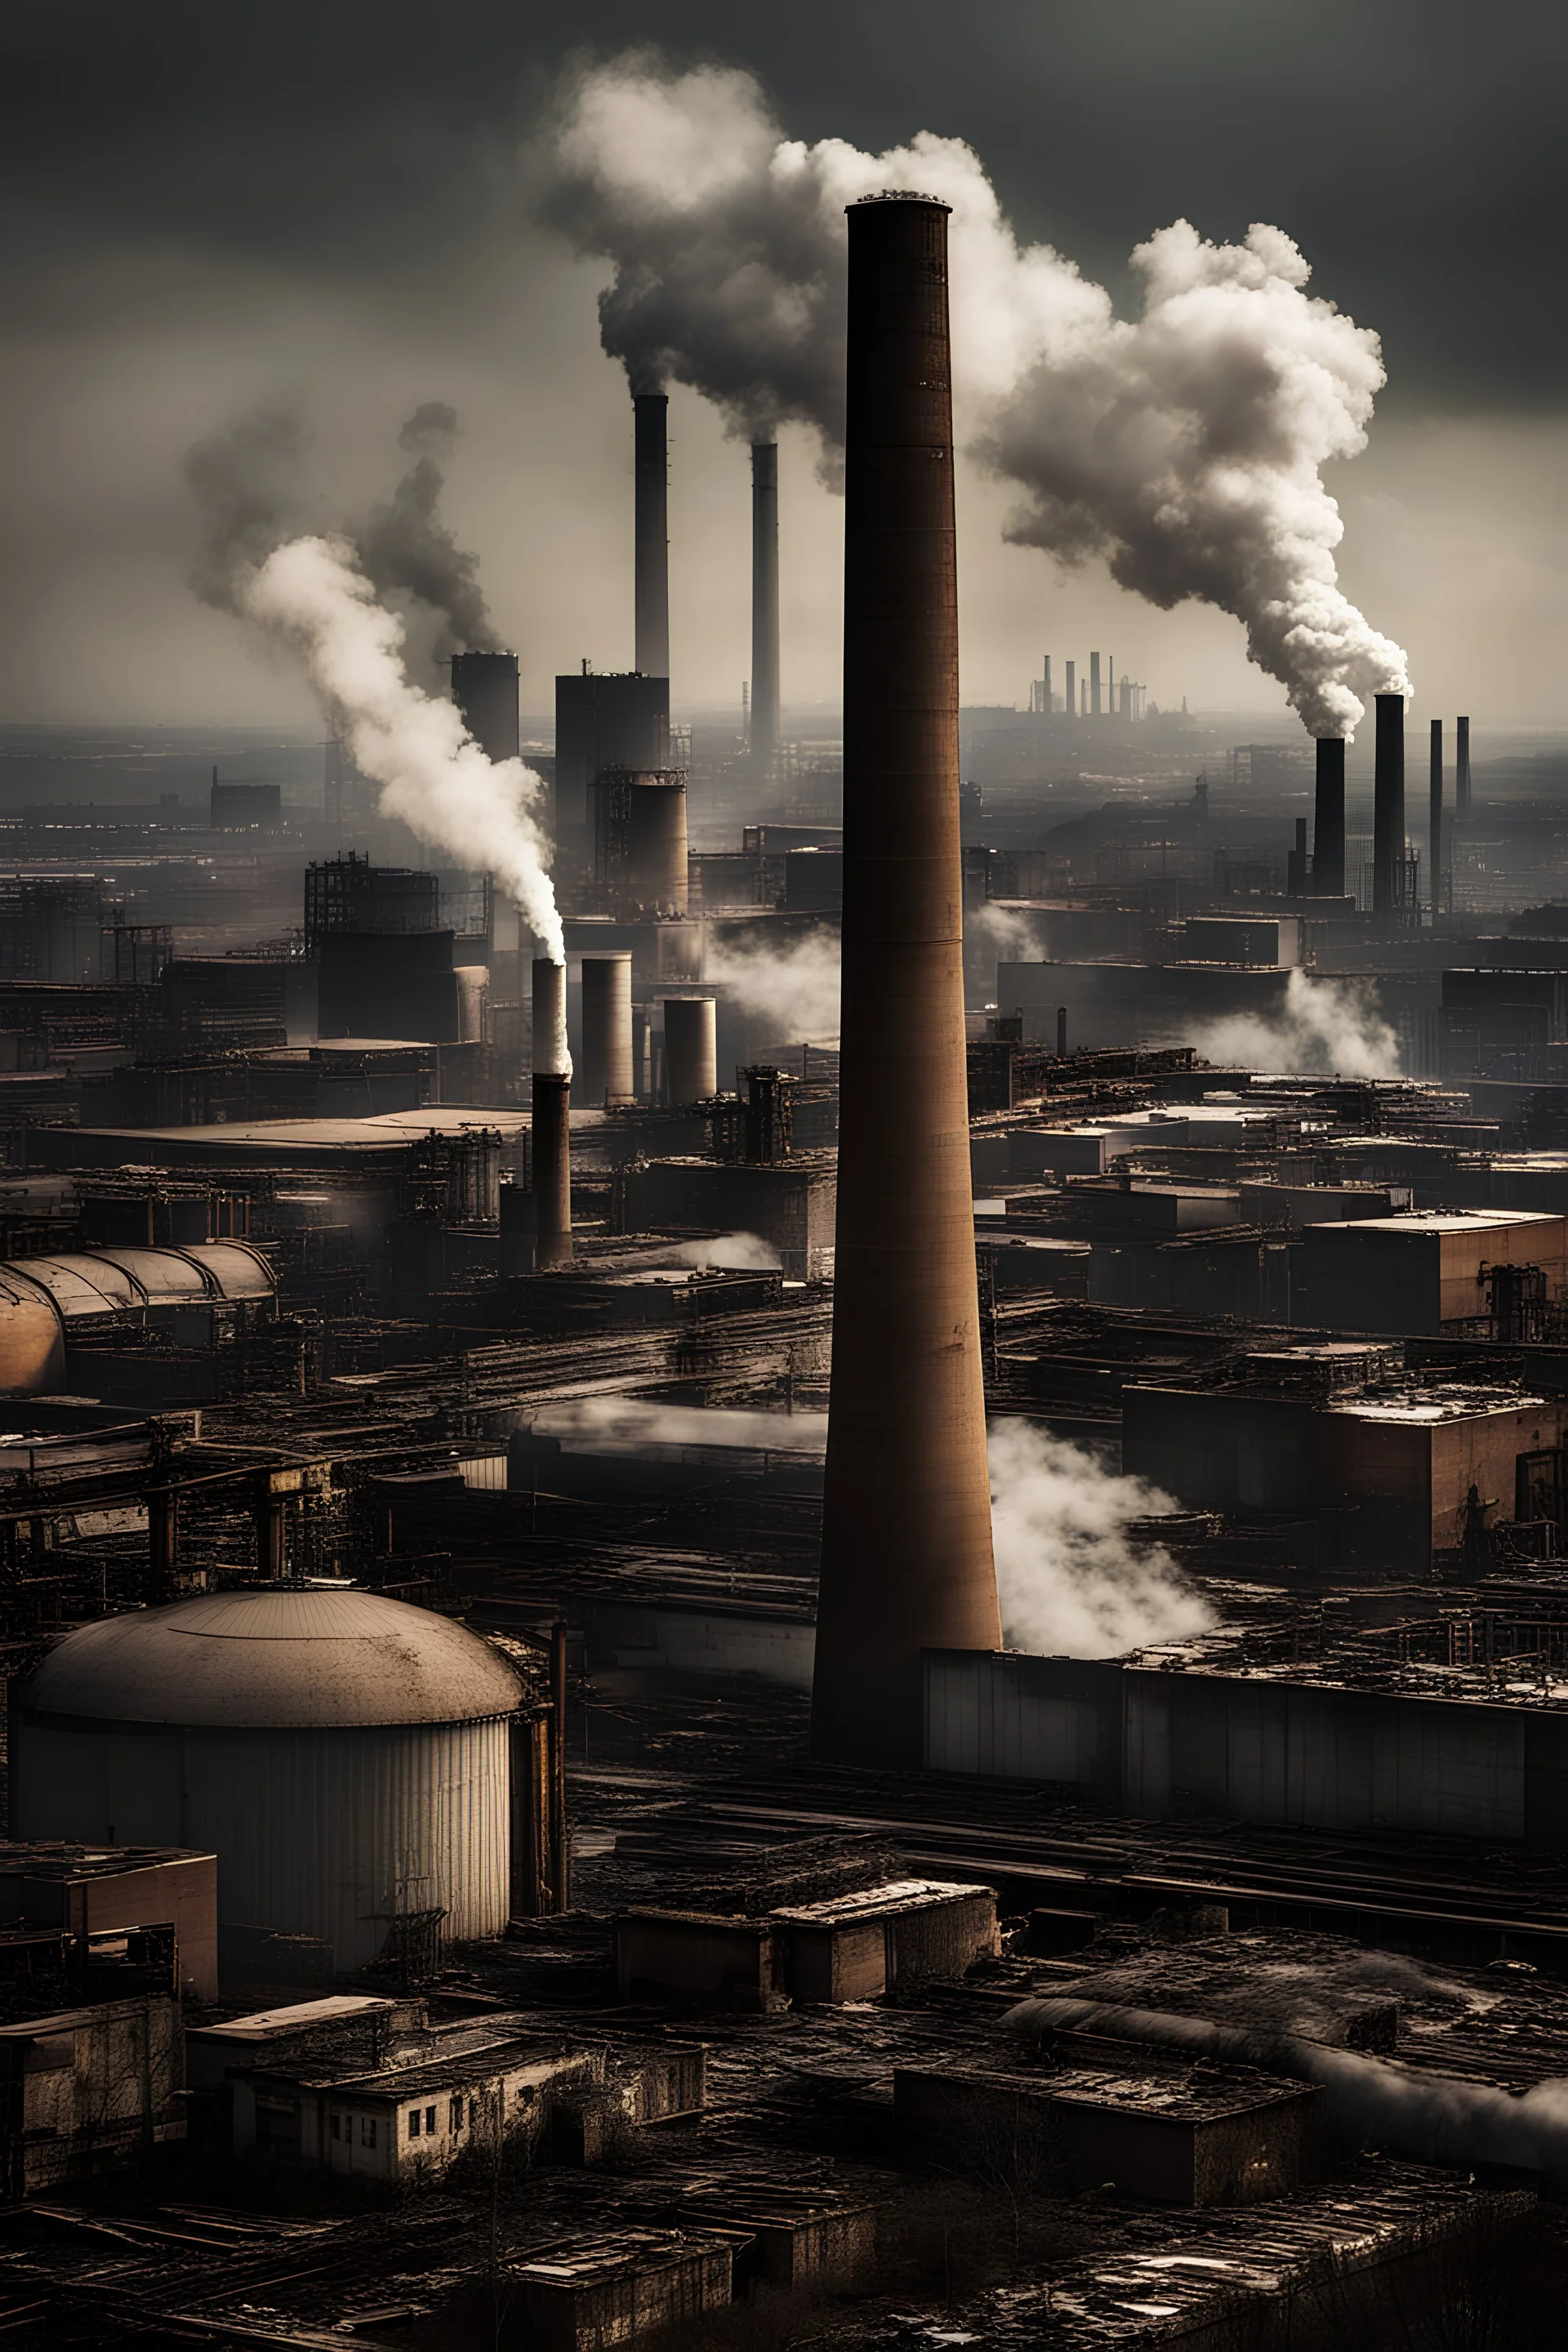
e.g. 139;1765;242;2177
0;166;1566;2350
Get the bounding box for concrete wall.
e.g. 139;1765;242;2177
925;1650;1123;1796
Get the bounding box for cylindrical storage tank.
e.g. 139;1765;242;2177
663;996;717;1105
11;1589;523;1977
626;779;688;914
581;953;635;1107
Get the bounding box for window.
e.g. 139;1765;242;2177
408;2108;422;2138
450;2096;465;2133
330;2114;341;2140
425;2106;436;2136
360;2117;376;2148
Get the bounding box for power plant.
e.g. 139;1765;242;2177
0;123;1565;2352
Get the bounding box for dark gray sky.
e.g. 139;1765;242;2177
2;0;1564;726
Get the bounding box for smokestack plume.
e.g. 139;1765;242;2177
1372;692;1405;920
1456;713;1472;819
751;441;780;774
812;194;1000;1769
633;392;670;678
1310;737;1345;898
1429;718;1444;924
531;957;572;1269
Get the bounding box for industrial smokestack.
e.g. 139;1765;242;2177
450;651;519;765
581;952;634;1107
1309;737;1345;898
1041;655;1052;714
530;957;572;1268
662;996;716;1105
1456;714;1472;820
751;442;780;775
633;392;670;679
1429;719;1444;925
1089;651;1102;718
1371;692;1405;920
1064;658;1076;720
811;194;1000;1769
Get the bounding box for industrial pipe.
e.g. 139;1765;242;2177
1371;693;1406;920
1310;737;1346;898
633;392;670;679
751;442;780;775
811;194;1000;1769
531;957;573;1269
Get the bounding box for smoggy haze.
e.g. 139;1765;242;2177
1;0;1564;731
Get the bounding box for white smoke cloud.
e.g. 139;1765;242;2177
671;1231;784;1272
1187;969;1400;1079
540;55;1409;736
706;929;842;1044
987;1418;1213;1659
238;536;564;962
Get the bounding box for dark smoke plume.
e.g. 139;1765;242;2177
184;403;310;614
357;401;498;656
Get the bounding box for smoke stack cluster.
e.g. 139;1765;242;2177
751;443;780;774
811;194;1001;1769
633;393;670;679
1310;737;1346;898
531;957;572;1269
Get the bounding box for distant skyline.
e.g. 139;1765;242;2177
1;2;1563;731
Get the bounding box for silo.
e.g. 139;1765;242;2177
663;997;717;1105
581;953;635;1107
626;777;688;914
11;1588;523;1977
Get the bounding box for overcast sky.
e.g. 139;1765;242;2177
2;0;1564;732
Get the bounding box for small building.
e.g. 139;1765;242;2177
676;2184;881;2292
770;1880;1000;2003
619;1156;836;1284
1292;1209;1568;1335
511;2230;734;2352
0;1842;218;2002
894;2060;1316;2204
616;1912;784;2013
0;1988;185;2197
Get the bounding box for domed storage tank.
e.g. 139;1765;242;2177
11;1589;523;1979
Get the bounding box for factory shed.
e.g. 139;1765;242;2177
511;2230;735;2352
1293;1209;1568;1334
894;2060;1316;2204
769;1878;999;2002
0;1842;217;2002
11;1589;523;1980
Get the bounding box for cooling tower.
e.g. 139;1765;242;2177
581;953;634;1108
531;957;572;1269
633;393;670;679
811;194;1000;1769
751;442;780;774
1371;693;1406;920
1310;738;1346;898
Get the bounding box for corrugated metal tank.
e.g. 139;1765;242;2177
11;1588;522;1977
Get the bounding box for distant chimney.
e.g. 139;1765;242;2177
1371;693;1405;920
633;393;670;679
530;958;572;1269
811;194;1000;1770
751;443;780;774
1090;651;1102;718
1456;715;1472;820
1310;738;1346;898
1065;658;1076;719
1429;719;1444;925
1041;655;1053;713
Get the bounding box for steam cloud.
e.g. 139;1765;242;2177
541;54;1410;734
705;929;842;1044
987;1419;1213;1658
238;537;564;960
357;402;499;657
671;1231;784;1271
1187;969;1400;1079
